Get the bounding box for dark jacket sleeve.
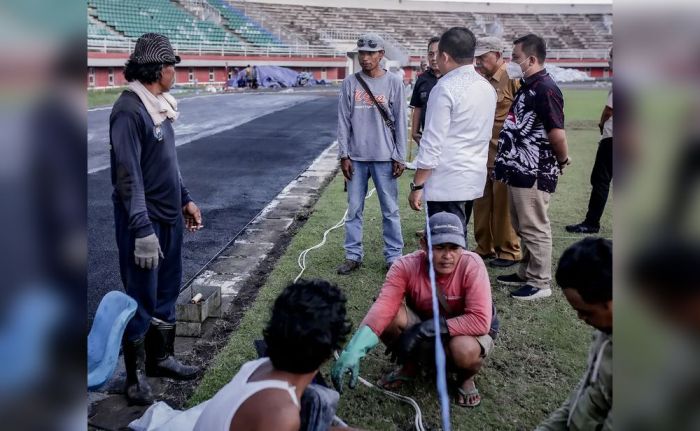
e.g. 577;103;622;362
180;172;192;207
111;110;154;238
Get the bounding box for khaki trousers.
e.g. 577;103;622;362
508;183;552;289
473;174;521;260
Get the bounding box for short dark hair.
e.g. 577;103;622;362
264;279;352;374
123;60;170;84
428;36;441;50
556;237;612;304
514;33;547;64
438;27;476;64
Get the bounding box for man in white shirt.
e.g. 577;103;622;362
408;27;496;241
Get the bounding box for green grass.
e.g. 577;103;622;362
188;88;611;430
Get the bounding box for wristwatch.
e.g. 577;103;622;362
410;182;424;191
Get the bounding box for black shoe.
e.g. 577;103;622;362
489;258;519;268
337;259;361;275
145;322;199;380
122;337;154;406
496;273;527;286
386;261;395;271
565;223;600;234
510;284;552;301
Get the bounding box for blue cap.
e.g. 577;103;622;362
428;212;465;248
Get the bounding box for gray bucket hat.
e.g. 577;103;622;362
130;33;181;65
428;212;465;248
474;36;504;57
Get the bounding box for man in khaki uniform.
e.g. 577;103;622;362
473;37;522;268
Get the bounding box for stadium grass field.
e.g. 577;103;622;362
188;88;612;430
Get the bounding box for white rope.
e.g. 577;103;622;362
293;186;426;431
332;351;427;431
294;187;376;283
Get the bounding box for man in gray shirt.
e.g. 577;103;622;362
337;32;407;274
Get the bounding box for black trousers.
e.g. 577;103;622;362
584;137;613;228
114;201;184;341
427;200;474;246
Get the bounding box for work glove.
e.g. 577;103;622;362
134;233;164;270
397;317;450;364
331;326;379;393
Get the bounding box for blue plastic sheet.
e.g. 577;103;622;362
232;66;325;88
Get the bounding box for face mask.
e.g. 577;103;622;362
506;58;530;79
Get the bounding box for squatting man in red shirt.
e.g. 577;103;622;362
331;212;499;407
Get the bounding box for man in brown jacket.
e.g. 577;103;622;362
473;37;522;268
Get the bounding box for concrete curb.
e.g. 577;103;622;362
184;140;340;316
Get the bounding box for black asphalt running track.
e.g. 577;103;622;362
88;94;338;321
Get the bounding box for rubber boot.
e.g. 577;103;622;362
122;337;154;405
145;321;199;380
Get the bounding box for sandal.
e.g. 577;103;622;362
455;387;481;408
377;368;415;390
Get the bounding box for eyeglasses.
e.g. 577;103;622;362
357;38;379;49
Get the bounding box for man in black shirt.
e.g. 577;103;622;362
110;33;203;405
409;37;442;147
493;34;570;301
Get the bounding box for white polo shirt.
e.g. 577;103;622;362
415;64;496;202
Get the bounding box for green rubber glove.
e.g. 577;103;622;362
331;325;379;393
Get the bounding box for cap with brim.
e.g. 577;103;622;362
474;36;504;57
130;33;181;65
354;32;385;52
428;212;466;248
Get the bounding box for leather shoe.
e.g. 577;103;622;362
565;223;600;234
489;258;519;268
337;259;361;275
474;251;497;261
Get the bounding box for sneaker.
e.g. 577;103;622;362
510;284;552;301
489;258;519;268
565;223;600;234
496;273;527;286
337;259;361;275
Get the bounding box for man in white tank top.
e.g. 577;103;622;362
194;280;365;431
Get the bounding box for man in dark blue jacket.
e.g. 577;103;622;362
110;33;203;405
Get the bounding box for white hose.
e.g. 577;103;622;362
293;187;427;431
294;187;376;283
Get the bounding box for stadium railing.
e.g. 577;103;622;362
87;39;346;58
407;47;611;60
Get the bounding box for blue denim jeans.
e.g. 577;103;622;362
344;161;403;263
300;384;340;431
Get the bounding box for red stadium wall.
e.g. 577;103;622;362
88;65;344;88
88;64;611;89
